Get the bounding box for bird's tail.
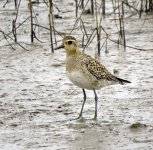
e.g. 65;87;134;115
116;77;131;85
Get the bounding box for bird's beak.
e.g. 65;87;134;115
54;44;65;50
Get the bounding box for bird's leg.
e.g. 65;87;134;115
77;89;86;119
93;90;98;120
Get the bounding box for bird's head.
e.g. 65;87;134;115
54;36;80;54
63;36;79;53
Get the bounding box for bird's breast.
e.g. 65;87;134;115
66;71;94;90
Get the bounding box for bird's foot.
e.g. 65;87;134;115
93;115;97;121
70;115;85;122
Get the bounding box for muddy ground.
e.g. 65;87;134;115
0;0;153;150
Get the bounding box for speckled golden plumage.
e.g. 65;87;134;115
55;35;131;120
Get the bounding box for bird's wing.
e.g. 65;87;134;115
83;54;117;81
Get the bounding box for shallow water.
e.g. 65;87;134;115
0;0;153;149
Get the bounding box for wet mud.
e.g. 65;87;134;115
0;0;153;149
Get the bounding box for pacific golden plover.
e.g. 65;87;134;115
55;36;131;120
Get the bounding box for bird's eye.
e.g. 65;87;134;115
68;41;72;45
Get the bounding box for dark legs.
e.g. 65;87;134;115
74;89;98;120
93;90;98;119
78;88;86;119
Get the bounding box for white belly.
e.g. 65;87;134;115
67;71;93;89
67;71;114;90
67;71;117;90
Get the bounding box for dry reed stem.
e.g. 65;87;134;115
29;0;34;43
48;0;54;53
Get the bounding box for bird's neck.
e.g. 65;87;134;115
66;47;81;57
66;48;81;72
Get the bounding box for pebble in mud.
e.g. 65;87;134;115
0;93;8;98
129;122;147;129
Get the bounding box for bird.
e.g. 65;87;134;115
54;35;131;120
